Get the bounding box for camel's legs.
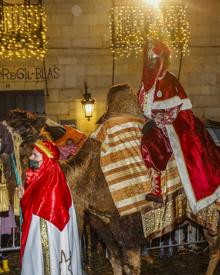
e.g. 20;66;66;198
204;227;220;275
108;247;123;275
122;248;141;275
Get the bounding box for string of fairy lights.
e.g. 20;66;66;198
109;3;190;57
0;4;47;59
0;1;188;59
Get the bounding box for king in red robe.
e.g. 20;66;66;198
139;39;220;213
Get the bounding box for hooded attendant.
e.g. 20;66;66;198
20;140;82;275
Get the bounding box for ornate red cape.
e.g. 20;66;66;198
140;71;220;213
20;153;72;262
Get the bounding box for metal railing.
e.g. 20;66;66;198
0;222;207;254
0;227;20;252
148;222;207;253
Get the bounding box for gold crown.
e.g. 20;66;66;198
35;140;54;159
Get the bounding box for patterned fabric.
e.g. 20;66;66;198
91;116;182;216
91;116;148;216
58;144;78;160
152;106;180;130
92;115;219;238
141;186;218;240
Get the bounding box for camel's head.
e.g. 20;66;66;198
104;83;143;119
0;109;47;172
4;109;46;142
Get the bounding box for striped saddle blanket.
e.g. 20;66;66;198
91;116;219;239
91;116;182;216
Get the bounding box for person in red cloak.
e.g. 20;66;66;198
139;39;220;213
19;140;82;275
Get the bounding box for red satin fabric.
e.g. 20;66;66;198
154;71;188;101
173;110;220;200
139;71;188;110
20;153;72;262
141;126;172;171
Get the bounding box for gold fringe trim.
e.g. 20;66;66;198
141;191;186;240
141;188;219;239
0;185;10;212
40;218;51;275
35;140;54;158
0;159;9;212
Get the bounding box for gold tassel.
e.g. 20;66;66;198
0;159;9;212
0;184;10;212
13;188;20;216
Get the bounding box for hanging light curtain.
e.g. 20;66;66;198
0;0;47;59
109;0;190;57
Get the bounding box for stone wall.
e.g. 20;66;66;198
0;0;219;134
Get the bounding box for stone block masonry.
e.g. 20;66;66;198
0;0;219;134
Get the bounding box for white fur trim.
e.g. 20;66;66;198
143;85;155;118
180;98;192;111
152;96;182;110
166;124;220;213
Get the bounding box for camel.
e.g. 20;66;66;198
0;91;220;275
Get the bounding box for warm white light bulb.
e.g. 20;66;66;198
84;103;93;117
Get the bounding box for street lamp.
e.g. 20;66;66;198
81;82;95;121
